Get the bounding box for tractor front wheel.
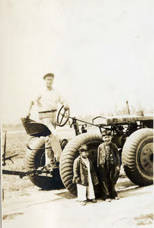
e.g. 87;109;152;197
122;128;153;186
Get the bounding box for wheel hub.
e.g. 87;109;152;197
139;142;153;176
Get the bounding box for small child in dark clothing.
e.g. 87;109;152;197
73;144;99;206
97;130;120;202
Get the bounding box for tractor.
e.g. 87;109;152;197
19;105;153;195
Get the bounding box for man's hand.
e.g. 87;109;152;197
115;166;120;172
72;177;80;184
64;105;70;111
26;113;31;119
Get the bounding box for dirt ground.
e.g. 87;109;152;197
2;177;154;228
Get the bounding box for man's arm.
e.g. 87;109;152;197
27;91;42;118
27;100;34;118
72;158;80;183
97;146;100;167
57;92;70;110
112;144;121;168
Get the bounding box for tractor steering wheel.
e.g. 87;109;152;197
56;105;70;127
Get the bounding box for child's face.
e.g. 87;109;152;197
102;135;112;144
80;151;89;158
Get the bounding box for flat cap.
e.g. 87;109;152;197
78;144;88;152
43;73;54;80
101;129;112;136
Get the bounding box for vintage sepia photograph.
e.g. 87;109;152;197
1;0;154;228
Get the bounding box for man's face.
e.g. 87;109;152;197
79;146;89;158
80;151;89;158
45;76;54;88
102;135;112;144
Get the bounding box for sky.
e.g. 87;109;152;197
1;0;154;123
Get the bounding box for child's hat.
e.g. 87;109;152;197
79;144;88;152
101;129;112;136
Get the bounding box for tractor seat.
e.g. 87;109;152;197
21;117;51;137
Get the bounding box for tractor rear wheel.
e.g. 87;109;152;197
60;133;102;195
122;128;153;186
26;137;63;190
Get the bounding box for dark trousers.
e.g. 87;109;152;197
98;164;120;199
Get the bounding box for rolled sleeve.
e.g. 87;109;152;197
57;92;69;108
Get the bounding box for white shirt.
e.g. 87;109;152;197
33;87;67;112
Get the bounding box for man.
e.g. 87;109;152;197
27;73;69;170
73;144;98;206
97;129;120;202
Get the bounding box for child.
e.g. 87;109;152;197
97;130;120;202
73;144;99;206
